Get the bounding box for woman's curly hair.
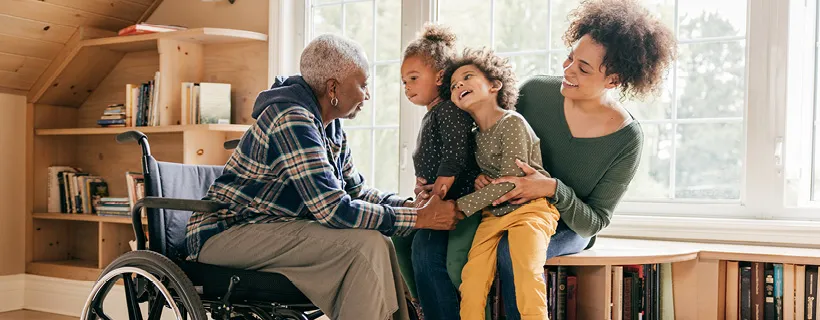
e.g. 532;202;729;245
563;0;676;100
440;48;519;110
403;23;458;71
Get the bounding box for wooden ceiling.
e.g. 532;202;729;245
0;0;163;97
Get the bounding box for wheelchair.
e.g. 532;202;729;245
80;130;324;320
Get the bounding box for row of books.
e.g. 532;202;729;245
124;72;162;127
488;264;671;320
610;264;673;320
46;166;108;214
47;166;145;214
181;82;232;125
726;262;819;320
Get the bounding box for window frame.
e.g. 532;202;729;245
276;0;820;246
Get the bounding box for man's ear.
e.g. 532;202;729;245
489;80;503;93
605;74;620;89
435;69;445;86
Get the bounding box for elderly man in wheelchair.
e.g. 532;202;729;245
82;34;462;320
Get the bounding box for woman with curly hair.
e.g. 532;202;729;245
413;0;676;318
489;0;677;318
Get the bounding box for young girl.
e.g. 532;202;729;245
441;48;560;320
393;23;482;319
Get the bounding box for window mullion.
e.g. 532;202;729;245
397;0;434;197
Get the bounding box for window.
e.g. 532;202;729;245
307;0;403;193
437;0;747;203
297;0;820;227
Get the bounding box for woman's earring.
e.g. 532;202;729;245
331;97;339;107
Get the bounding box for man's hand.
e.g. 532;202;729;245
415;195;465;230
492;159;557;206
474;174;492;190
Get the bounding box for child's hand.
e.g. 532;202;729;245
474;174;492;190
414;177;434;200
432;176;454;199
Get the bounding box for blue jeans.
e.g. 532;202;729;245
412;220;588;320
498;220;589;320
412;229;460;320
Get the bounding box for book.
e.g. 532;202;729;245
198;82;232;124
765;265;774;320
741;263;752;320
807;266;818;320
118;23;187;36
797;265;806;320
612;266;624;320
727;261;740;320
783;264;795;320
47;166;78;213
753;262;765;320
774;264;783;320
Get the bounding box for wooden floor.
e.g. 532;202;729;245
0;311;76;320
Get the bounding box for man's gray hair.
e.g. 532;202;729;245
300;34;370;95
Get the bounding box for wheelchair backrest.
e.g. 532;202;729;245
145;156;223;261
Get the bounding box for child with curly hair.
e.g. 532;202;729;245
440;48;559;320
392;23;482;319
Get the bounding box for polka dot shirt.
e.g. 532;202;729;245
456;110;551;217
412;100;481;200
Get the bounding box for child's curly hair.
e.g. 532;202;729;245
563;0;676;100
439;48;519;110
403;23;458;70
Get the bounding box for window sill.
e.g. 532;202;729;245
599;214;820;249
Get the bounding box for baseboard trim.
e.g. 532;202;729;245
23;274;157;319
0;274;25;313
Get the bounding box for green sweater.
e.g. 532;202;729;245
515;75;643;238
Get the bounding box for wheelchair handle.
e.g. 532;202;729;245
116;130;152;159
116;130;147;144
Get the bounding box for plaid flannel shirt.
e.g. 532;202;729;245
185;77;416;261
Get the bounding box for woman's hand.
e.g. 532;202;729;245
492;159;557;206
474;174;492;190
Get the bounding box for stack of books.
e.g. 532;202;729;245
95;197;131;217
181;82;232;125
97;104;128;127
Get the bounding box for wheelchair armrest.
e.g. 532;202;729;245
131;197;229;251
142;196;229;213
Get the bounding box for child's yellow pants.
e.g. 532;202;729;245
459;198;560;320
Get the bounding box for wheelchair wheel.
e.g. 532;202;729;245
81;250;207;320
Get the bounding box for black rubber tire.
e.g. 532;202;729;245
86;250;207;320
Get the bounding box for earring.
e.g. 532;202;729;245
331;97;339;107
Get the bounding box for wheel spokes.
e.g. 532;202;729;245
123;273;143;320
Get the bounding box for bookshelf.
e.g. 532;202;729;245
26;27;267;282
544;237;820;320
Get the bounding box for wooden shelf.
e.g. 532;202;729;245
27;260;101;282
29;27;268;107
81;28;268;53
33;213;146;224
36;124;251;136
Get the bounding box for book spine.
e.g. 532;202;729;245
742;264;753;320
807;267;818;320
753;262;765;320
766;265;775;320
774;264;783;320
558;266;567;320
